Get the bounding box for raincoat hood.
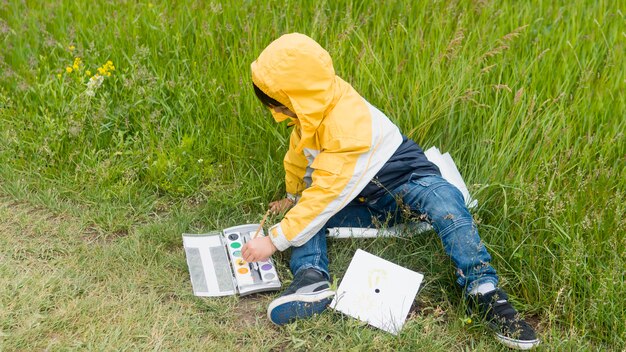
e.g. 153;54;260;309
251;33;343;152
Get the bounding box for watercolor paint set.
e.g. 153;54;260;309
182;224;281;297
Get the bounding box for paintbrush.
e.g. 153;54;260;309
248;209;271;270
251;209;271;239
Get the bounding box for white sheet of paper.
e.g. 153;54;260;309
424;147;477;208
326;222;433;238
331;249;424;335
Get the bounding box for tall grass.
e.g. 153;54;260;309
1;0;624;349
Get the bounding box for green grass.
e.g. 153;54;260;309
1;0;624;350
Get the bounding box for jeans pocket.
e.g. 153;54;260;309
409;175;431;188
409;174;443;188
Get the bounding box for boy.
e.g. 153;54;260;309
241;33;539;350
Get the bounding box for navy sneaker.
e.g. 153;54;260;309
468;288;540;350
267;268;335;325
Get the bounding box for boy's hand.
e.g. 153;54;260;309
269;198;294;214
242;236;277;262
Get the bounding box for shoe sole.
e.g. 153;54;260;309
494;331;540;350
267;290;336;325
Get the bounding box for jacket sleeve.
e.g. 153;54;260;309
269;135;370;251
283;128;308;198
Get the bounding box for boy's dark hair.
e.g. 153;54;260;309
253;83;283;108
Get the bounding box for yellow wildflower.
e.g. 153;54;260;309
92;60;115;79
69;45;75;51
460;317;472;325
57;73;62;79
86;70;92;76
66;66;73;73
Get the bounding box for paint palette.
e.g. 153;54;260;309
182;224;281;297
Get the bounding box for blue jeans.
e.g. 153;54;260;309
290;174;499;294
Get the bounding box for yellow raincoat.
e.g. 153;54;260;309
251;33;403;250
